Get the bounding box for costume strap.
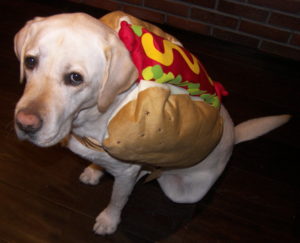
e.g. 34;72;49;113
72;133;105;152
72;133;162;182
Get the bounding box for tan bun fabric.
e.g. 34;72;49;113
103;86;223;169
100;11;181;45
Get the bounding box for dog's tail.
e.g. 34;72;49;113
234;114;291;145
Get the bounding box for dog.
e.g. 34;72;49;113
14;12;290;235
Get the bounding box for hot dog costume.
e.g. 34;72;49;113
75;12;228;180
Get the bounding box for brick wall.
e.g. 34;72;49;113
70;0;300;61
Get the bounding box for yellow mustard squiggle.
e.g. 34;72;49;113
141;33;200;75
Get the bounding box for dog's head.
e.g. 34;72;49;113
14;13;137;146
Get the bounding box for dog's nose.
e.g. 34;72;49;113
16;109;43;134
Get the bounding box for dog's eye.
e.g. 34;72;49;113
24;56;38;70
65;72;84;86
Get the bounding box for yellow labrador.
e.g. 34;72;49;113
14;12;290;235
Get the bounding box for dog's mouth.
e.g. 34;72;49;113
15;126;58;147
15;128;36;142
15;115;72;148
33;132;61;147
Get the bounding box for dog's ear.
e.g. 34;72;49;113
14;17;44;83
98;34;138;112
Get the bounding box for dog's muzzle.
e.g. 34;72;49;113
15;108;43;136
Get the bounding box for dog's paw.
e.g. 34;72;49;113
79;166;104;185
93;210;120;235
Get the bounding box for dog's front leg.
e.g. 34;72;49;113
93;164;141;235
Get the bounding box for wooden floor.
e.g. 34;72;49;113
0;0;299;242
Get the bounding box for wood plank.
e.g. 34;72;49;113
0;182;115;243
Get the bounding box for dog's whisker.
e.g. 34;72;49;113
3;121;15;137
